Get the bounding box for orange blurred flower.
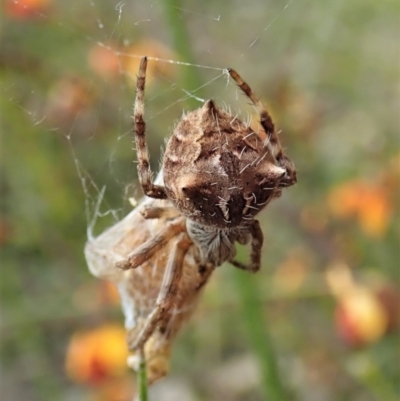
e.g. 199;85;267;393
5;0;51;19
66;324;128;385
87;39;176;87
120;39;176;86
328;179;393;237
88;44;121;80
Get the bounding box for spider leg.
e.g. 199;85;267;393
140;204;179;220
229;219;263;273
116;217;186;270
228;68;296;185
134;56;167;199
127;233;192;351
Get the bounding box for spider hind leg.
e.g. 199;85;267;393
127;233;192;351
116;217;186;270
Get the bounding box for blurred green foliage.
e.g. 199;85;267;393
1;0;399;400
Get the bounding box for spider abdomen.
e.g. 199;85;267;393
163;100;286;228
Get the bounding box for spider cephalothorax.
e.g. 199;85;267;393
163;99;291;229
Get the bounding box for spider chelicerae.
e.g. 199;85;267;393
116;56;297;355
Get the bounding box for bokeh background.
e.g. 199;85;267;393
1;0;399;400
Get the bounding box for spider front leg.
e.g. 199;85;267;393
229;220;264;273
127;233;192;351
116;217;186;270
228;68;297;185
134;56;167;199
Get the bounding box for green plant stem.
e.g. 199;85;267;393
233;270;287;401
160;0;203;109
137;349;148;401
160;2;286;399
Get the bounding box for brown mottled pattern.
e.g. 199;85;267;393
163;100;288;228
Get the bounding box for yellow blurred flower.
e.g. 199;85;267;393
335;288;389;346
65;324;128;385
326;263;394;346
